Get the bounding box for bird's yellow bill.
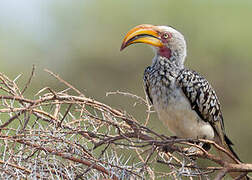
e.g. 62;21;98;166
120;24;163;51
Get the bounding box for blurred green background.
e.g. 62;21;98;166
0;0;252;163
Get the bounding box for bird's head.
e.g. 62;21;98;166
121;24;187;66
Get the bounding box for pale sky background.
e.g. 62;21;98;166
0;1;54;45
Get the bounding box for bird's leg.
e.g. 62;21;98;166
202;142;211;151
185;142;211;157
160;137;211;158
161;136;178;153
170;136;178;139
161;145;175;153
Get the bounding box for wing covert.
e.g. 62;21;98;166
176;69;224;132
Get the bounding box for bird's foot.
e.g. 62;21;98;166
184;146;199;156
170;136;178;139
202;143;211;151
183;147;201;161
160;136;178;153
161;144;175;153
184;142;211;157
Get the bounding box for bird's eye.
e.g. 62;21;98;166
163;33;169;39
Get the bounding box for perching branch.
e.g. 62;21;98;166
0;67;251;179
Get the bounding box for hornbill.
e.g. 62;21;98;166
120;24;248;179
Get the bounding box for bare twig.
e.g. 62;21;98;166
0;111;25;130
214;168;229;180
21;65;35;95
44;68;85;97
0;69;251;180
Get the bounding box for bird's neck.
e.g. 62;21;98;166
152;50;185;69
152;55;179;71
158;46;172;60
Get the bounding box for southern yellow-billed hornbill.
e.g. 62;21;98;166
121;24;248;179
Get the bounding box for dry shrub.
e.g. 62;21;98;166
0;66;251;180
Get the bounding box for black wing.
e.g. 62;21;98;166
176;68;225;134
177;68;241;160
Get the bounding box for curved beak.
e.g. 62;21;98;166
120;24;163;51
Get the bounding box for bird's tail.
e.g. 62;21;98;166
216;134;249;180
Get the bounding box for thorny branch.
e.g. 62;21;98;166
0;67;251;179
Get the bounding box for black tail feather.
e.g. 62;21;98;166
224;135;250;179
224;134;241;161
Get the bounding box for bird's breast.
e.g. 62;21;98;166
151;85;214;140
